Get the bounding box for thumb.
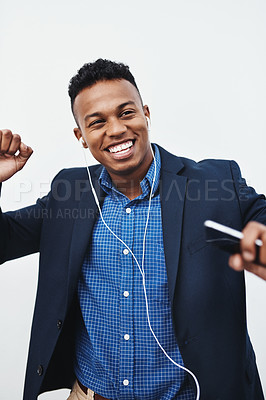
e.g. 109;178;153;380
16;142;33;171
18;142;33;159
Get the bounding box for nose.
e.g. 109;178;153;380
105;118;126;137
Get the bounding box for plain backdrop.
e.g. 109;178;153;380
0;0;265;398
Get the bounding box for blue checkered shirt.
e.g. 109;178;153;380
75;145;195;399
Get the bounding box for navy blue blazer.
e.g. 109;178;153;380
0;145;265;400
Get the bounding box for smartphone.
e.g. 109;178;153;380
204;220;264;267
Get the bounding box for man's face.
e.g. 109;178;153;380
73;79;153;181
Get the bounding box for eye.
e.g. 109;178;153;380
89;119;105;127
120;110;135;118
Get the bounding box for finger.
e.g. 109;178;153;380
6;134;21;155
0;129;12;140
229;253;266;280
0;129;13;153
241;221;265;262
244;263;266;281
228;254;244;271
18;142;33;158
14;142;33;172
259;230;266;265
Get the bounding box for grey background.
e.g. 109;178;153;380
0;0;265;398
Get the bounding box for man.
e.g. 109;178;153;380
0;59;265;400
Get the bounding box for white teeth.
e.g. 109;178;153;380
109;140;133;153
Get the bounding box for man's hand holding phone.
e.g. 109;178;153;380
204;220;266;280
228;221;266;280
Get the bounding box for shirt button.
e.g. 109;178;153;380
124;334;130;340
123;249;129;255
126;207;131;214
37;365;43;376
123;379;129;386
57;320;62;329
123;291;129;298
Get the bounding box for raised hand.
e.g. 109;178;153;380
0;129;33;183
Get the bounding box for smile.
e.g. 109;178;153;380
106;140;135;161
108;140;134;154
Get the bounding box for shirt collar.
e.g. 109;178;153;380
98;144;161;199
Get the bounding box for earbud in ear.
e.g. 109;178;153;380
79;137;85;146
146;117;151;131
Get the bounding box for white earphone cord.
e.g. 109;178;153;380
80;139;200;400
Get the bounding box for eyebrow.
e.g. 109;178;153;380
84;101;136;122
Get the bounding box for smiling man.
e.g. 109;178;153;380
0;59;266;400
72;78;153;200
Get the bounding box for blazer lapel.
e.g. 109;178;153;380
67;166;105;306
159;146;187;304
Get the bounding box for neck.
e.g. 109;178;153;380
115;179;143;200
109;159;154;200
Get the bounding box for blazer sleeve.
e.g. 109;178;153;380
0;181;49;263
230;160;266;226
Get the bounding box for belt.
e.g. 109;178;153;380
78;380;110;400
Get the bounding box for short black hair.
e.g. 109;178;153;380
68;58;142;112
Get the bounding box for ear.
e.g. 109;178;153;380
143;105;150;119
143;105;151;130
73;128;88;148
